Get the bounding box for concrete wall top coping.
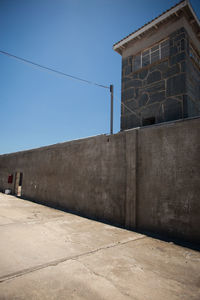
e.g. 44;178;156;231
0;134;107;157
1;116;200;158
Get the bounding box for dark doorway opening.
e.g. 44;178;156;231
14;172;23;197
142;117;156;126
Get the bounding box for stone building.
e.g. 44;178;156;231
0;0;200;245
113;0;200;130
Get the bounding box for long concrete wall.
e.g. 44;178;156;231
0;117;200;243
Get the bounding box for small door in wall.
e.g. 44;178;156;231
14;172;23;197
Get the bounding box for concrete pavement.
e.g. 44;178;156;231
0;193;200;300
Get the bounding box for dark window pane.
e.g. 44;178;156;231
161;45;169;59
143;49;150;56
161;39;169;59
161;39;169;48
151;45;159;52
133;54;141;71
142;54;150;67
151;50;159;63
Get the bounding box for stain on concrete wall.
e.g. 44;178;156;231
0;118;200;243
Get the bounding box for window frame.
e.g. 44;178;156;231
132;38;169;72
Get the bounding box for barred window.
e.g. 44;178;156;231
133;54;141;71
132;39;169;72
142;49;150;67
161;39;169;59
151;45;159;63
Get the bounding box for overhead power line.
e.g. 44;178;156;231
0;50;109;89
0;49;134;125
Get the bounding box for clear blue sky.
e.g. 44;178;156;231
0;0;199;154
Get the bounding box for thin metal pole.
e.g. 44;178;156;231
110;84;114;135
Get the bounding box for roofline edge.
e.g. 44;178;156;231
113;0;200;53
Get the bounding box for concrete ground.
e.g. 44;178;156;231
0;193;200;300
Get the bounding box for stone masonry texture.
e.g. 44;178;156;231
121;27;200;130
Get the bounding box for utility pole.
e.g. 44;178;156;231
110;84;114;135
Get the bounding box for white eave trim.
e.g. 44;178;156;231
113;0;188;51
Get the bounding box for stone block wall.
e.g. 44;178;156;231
185;55;200;118
121;27;200;130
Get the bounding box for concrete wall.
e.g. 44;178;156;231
0;134;129;226
0;117;200;243
137;118;200;242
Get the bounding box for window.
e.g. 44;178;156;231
189;45;200;69
132;39;169;72
142;117;155;126
151;45;159;63
133;54;141;71
161;39;169;59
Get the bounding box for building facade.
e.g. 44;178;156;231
113;0;200;130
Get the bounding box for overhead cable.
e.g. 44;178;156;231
0;50;109;89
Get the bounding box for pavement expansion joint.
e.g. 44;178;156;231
0;235;146;283
72;258;132;299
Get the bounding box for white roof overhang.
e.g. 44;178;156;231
113;0;200;55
